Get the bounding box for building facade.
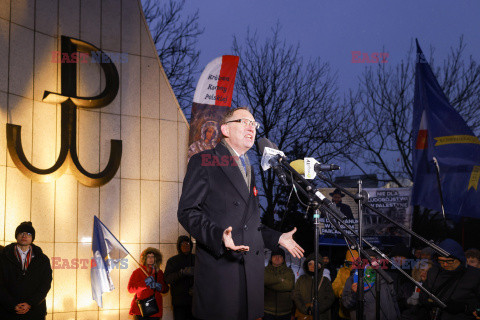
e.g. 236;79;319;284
0;0;189;318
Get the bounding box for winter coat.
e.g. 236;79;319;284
293;254;335;320
342;272;401;320
332;249;359;319
178;141;282;320
387;268;415;313
0;243;53;320
416;264;480;320
332;266;353;318
128;266;169;318
264;261;295;316
164;236;195;307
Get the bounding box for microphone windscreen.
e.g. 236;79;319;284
258;137;274;154
290;159;305;175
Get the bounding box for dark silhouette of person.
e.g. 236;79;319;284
164;236;196;320
330;189;354;220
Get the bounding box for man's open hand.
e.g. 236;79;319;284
223;227;249;251
278;227;304;259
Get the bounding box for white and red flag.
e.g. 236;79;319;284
188;55;239;160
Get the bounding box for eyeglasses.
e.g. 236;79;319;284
19;232;32;237
437;258;456;265
225;118;260;129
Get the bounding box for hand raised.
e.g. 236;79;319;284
222;227;249;252
278;227;304;259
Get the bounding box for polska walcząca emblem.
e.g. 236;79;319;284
6;36;122;187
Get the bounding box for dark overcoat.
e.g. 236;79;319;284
178;142;281;320
0;243;53;320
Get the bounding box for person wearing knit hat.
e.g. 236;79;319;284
264;248;295;320
0;221;52;319
164;236;195;320
15;221;36;242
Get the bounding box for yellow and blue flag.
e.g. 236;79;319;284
412;39;480;218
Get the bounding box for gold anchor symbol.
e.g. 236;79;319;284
7;36;122;187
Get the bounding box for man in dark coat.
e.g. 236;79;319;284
0;221;53;320
178;107;304;320
415;239;480;320
329;189;354;220
164;235;196;320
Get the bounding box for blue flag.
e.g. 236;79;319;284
412;39;480;218
91;216;130;308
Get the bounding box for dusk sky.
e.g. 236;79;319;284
185;0;480;93
179;0;480;178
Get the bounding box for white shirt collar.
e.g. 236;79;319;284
16;245;32;261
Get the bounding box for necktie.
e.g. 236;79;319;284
239;155;247;173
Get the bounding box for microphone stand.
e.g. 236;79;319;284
276;155;446;309
314;171;449;257
313;171;448;309
313;204;321;320
356;179;365;320
278;158;397;319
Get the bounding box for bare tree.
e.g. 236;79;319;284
142;0;204;117
232;25;357;229
347;37;480;186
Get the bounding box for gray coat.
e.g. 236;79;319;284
342;273;401;320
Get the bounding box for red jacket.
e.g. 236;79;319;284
128;266;169;317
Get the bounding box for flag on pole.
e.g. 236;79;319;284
91;216;129;308
188;55;239;160
412;39;480;218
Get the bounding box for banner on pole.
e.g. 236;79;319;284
188;55;239;160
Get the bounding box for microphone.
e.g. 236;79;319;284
289;159;346;220
291;159;340;180
316;163;340;171
258;138;289;186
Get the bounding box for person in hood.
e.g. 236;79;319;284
128;247;169;319
0;221;53;320
332;249;359;319
263;248;295;320
415;239;480;320
164;236;196;320
293;253;335;320
341;249;400;320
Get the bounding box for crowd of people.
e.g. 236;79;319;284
122;233;480;320
0;223;479;320
263;241;480;320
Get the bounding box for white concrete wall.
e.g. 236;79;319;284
0;0;189;319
